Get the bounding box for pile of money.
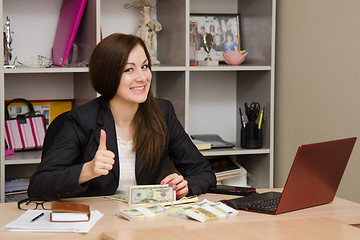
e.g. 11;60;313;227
115;199;238;222
114;184;238;223
168;199;238;222
128;184;176;206
115;204;167;221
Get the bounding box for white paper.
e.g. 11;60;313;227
1;209;103;233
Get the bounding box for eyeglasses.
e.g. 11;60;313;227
17;197;52;211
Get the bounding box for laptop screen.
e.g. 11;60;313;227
276;137;356;214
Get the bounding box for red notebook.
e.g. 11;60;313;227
51;0;87;67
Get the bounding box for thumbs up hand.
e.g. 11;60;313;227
79;129;115;184
98;128;108;151
93;129;115;175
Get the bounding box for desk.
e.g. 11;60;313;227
0;191;360;240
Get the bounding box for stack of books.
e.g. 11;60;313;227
5;178;30;194
208;157;247;183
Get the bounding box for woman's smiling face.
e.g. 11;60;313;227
113;44;152;106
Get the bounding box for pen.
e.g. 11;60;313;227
31;212;44;222
239;108;246;129
258;107;265;129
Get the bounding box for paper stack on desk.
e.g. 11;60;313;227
1;210;103;233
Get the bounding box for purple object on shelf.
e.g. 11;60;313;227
51;0;87;67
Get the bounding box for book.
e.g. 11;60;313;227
191;134;235;149
5;178;30;193
191;139;211;150
50;201;90;222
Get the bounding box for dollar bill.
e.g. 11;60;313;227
161;195;199;207
128;184;176;206
104;194;128;203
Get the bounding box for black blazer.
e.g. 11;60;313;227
28;97;216;200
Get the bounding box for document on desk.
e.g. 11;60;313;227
1;209;103;233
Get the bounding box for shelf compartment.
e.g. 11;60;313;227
5;151;41;165
3;0;96;69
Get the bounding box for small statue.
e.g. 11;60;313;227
3;16;15;68
125;0;162;64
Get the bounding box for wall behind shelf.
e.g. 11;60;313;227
189;71;237;142
100;0;144;37
276;0;360;203
190;0;238;14
4;74;74;100
3;0;62;62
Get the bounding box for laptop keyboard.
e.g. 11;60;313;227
221;192;282;214
240;198;280;210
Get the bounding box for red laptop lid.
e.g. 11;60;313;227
275;137;356;214
51;0;87;67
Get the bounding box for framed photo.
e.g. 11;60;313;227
190;14;241;63
5;99;73;129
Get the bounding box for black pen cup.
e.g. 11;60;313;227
241;121;262;149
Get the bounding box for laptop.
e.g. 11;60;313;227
221;137;356;214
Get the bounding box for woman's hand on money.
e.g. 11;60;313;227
161;173;189;199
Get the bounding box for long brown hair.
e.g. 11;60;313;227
89;33;167;174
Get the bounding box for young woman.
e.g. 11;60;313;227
224;31;238;51
28;33;216;200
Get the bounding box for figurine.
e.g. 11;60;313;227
125;0;162;64
3;16;15;68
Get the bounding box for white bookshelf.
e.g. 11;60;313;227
0;0;276;202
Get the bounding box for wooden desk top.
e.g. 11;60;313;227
0;192;359;240
102;217;360;240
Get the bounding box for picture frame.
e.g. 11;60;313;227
190;14;241;63
5;99;73;129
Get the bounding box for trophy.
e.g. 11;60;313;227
203;33;213;61
198;33;218;66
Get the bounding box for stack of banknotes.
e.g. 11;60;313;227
178;199;238;222
115;199;238;222
115;204;168;221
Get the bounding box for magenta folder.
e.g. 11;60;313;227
51;0;87;67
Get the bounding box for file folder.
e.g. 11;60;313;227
51;0;87;66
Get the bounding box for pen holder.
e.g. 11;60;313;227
241;121;262;149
